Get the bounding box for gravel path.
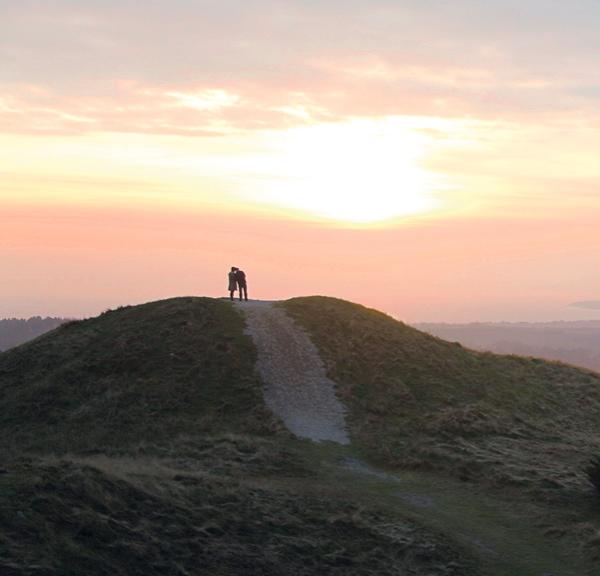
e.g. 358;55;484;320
236;300;349;444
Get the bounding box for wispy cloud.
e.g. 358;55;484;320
3;0;600;137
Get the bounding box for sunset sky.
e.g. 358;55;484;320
2;0;600;321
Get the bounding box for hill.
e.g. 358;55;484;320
0;317;67;352
0;298;474;576
416;320;600;372
2;296;600;575
0;298;278;454
284;297;600;498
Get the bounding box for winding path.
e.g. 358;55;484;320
236;300;349;444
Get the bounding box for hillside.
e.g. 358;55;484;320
284;297;600;497
2;296;600;575
416;320;600;372
0;298;279;454
0;298;475;576
0;317;67;352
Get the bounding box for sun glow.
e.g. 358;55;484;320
239;118;449;224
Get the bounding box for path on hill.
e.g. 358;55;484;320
235;301;349;444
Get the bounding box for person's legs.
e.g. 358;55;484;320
229;290;235;301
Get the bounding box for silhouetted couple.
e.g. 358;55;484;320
228;267;248;301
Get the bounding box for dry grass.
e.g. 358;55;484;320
0;297;477;575
4;295;600;573
0;450;475;576
283;296;600;499
0;297;283;455
282;297;600;570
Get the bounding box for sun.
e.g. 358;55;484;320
242;118;443;224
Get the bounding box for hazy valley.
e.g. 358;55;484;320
416;321;600;373
0;318;68;353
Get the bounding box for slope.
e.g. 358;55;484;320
3;295;600;574
0;297;476;576
0;297;280;454
283;296;600;499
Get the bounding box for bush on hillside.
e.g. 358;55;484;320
585;456;600;495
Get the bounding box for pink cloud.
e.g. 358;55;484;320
4;1;600;137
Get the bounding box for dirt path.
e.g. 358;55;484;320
236;300;349;444
236;300;580;575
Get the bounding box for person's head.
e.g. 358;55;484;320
231;266;237;272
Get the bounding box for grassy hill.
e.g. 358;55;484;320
0;297;475;576
2;296;600;574
283;297;600;498
0;298;279;454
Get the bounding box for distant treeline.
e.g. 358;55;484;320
416;320;600;373
0;317;68;352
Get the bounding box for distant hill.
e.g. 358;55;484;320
570;301;600;310
2;296;600;575
0;316;68;351
415;320;600;372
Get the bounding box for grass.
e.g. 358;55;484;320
282;296;600;498
3;295;600;574
0;296;476;575
0;297;282;455
0;444;476;576
298;440;593;576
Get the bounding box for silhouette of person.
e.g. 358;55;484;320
228;267;238;301
236;268;248;301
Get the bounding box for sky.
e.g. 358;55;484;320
2;0;600;321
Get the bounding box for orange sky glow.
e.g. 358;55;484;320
2;1;600;321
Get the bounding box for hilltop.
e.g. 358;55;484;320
2;296;600;575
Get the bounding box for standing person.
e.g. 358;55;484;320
236;268;248;301
228;267;238;301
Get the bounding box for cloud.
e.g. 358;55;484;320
165;89;240;111
3;0;600;137
0;82;337;136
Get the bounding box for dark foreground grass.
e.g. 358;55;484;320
0;445;475;576
282;297;600;499
299;441;594;576
0;297;282;454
